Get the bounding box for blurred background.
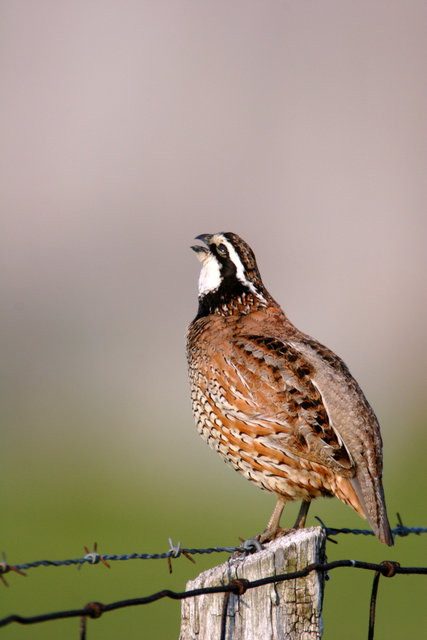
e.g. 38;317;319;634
1;1;426;638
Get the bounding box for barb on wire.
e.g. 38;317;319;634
79;544;110;570
0;552;27;587
167;539;196;573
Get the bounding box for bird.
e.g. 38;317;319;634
186;232;393;546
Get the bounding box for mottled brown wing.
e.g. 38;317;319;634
201;334;355;477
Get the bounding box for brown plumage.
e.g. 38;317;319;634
186;232;393;545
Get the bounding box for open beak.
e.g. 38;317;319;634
191;233;213;260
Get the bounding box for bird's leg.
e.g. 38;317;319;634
258;498;312;543
293;499;311;529
258;497;290;542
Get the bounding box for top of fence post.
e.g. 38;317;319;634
180;526;326;640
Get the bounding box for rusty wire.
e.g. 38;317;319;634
0;559;425;636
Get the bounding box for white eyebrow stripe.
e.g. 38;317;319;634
224;241;247;282
220;238;267;302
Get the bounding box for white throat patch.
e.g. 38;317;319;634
198;253;221;296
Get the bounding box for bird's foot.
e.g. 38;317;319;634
257;526;295;544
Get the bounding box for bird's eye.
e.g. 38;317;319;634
216;243;228;257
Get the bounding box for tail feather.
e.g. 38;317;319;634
334;474;394;546
352;472;394;546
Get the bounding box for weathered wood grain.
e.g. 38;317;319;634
180;527;326;640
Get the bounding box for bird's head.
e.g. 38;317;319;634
191;232;271;317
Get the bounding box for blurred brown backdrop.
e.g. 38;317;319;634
1;2;426;638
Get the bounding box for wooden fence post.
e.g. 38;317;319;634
180;527;326;640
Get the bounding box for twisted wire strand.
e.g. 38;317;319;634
2;524;425;574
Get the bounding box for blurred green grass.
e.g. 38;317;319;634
1;409;426;639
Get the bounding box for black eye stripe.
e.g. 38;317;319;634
215;243;228;258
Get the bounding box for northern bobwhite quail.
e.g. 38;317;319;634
186;232;393;545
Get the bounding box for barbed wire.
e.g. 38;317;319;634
315;513;427;540
0;520;426;638
1;521;425;578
